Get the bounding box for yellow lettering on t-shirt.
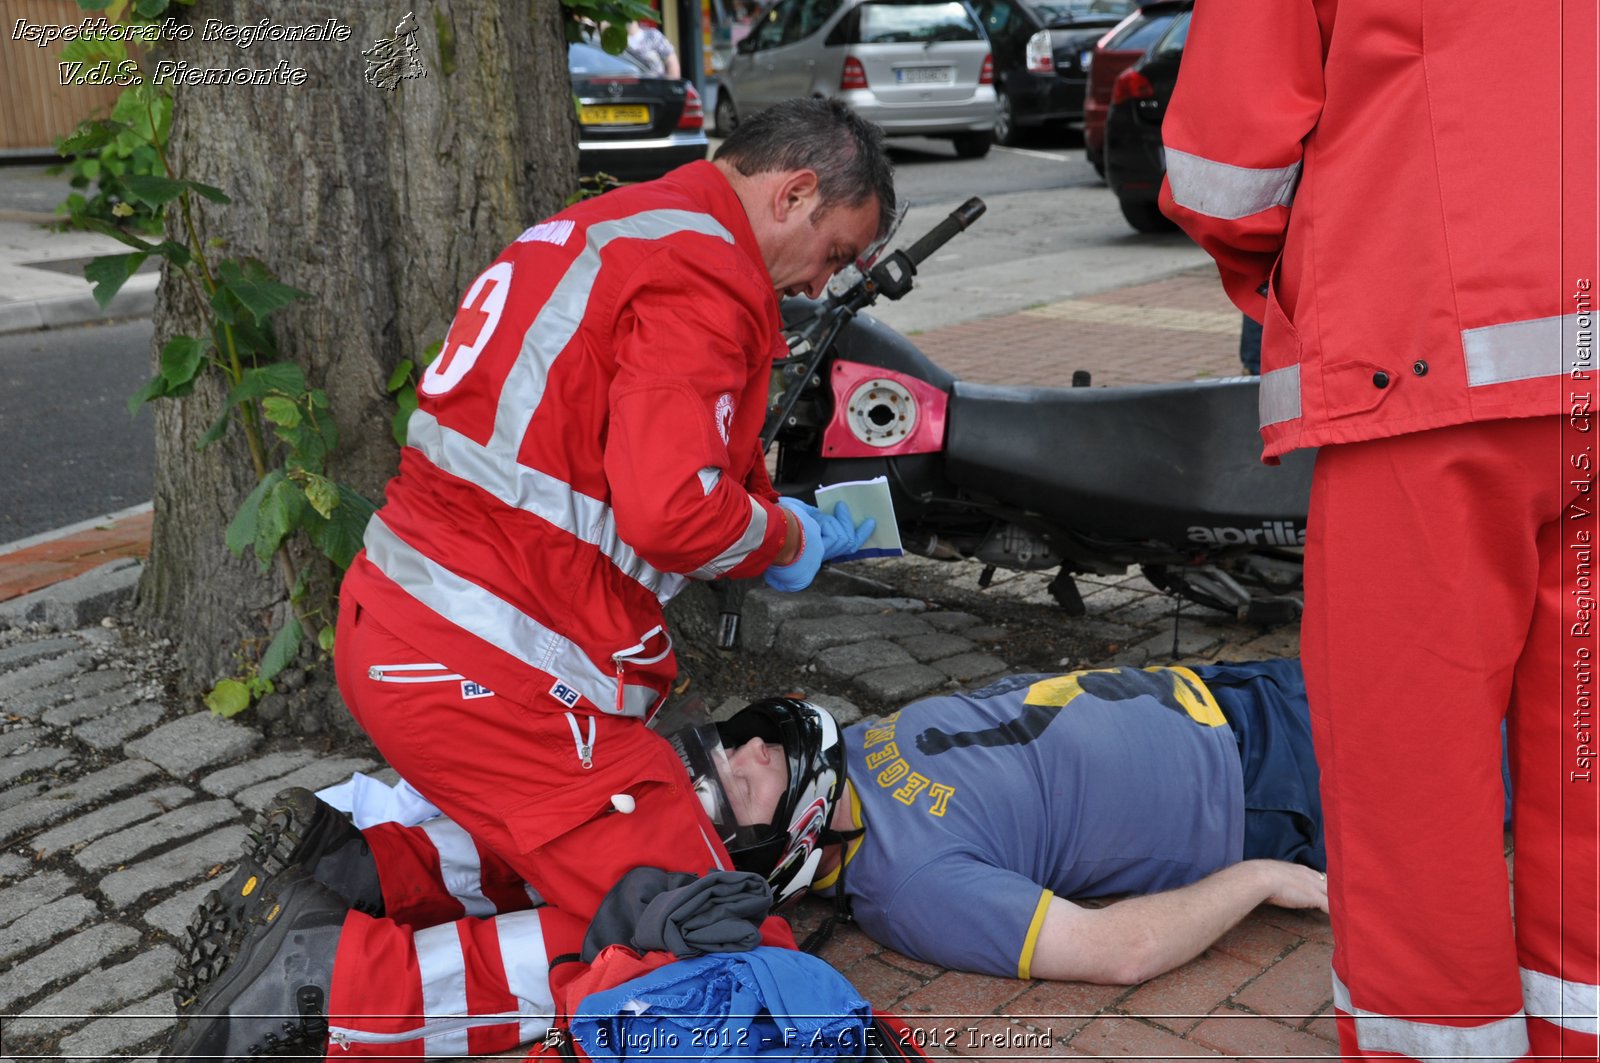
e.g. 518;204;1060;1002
877;759;909;787
892;772;931;805
864;742;899;770
927;783;956;817
862;723;897;749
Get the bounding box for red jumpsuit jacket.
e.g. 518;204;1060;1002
341;161;790;717
1158;0;1594;460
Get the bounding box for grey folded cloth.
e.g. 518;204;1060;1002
581;867;772;963
633;870;773;958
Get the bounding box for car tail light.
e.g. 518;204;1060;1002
979;53;993;85
1025;29;1054;74
1110;68;1154;105
677;83;703;130
840;55;868;90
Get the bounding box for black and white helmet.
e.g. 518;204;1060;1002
670;697;846;905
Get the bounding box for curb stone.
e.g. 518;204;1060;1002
0;558;142;630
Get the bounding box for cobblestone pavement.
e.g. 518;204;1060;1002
0;265;1333;1060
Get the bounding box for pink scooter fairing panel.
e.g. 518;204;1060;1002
822;359;949;459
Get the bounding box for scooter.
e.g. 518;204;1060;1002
755;197;1315;631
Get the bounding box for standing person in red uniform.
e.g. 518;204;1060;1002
1159;2;1599;1059
163;98;893;1060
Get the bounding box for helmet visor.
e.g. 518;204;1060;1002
669;724;744;843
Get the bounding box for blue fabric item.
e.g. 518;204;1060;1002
571;947;872;1062
763;499;823;592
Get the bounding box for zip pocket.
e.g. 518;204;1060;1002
328;1010;546;1050
366;662;465;683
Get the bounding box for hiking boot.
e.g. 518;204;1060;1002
162;871;344;1061
174;787;380;1009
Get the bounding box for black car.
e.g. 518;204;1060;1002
971;0;1135;146
1103;3;1188;231
570;41;708;184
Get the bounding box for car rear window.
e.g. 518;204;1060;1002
856;2;982;44
1106;10;1176;51
1028;1;1134;24
568;41;648;76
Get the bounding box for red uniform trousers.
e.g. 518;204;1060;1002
325;602;748;1056
1304;417;1599;1061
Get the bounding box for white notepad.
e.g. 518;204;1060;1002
814;476;904;562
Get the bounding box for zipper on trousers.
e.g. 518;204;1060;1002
367;662;465;683
564;711;595;769
328;1011;540;1049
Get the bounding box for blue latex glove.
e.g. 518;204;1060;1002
763;498;823;592
784;498;877;562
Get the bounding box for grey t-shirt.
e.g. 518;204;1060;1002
823;668;1244;978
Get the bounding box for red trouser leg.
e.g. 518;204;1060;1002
1512;486;1600;1057
1304;417;1597;1061
363;817;537;928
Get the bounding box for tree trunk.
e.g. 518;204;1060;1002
139;0;579;720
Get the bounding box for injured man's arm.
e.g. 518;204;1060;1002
1030;858;1328;985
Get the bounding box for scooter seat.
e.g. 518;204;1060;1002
945;377;1314;547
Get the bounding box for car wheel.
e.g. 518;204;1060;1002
1118;196;1178;233
952;131;992;159
715;90;738;136
992;87;1022;147
1087;147;1106;180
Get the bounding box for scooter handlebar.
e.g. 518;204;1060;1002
902;197;986;269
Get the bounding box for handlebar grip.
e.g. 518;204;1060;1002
902;197;986;268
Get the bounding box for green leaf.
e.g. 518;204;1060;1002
127;372;167;415
600;22;627;55
319;625;337;653
227;362;307;406
77;217;159;253
302;474;339;519
133;0;170;18
152;239;191;267
261;396;302;428
386;359;415;393
84;252;147;308
310;484;377;569
185;180;230;204
57;119;129;155
158;335;207;390
76;0;116;9
255;478;306;564
217;259;308;325
392;388;419;446
420;340;443;367
258;616;303;681
204;678;251;718
122;173;188;208
225;471;282;558
197;408;231;450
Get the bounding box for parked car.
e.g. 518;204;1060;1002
717;0;997;159
570;40;708;183
1103;3;1188;232
970;0;1133;146
1082;0;1183;176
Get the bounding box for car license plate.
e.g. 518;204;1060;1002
893;66;952;85
579;104;649;126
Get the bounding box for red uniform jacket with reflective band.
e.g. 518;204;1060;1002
1158;0;1595;460
342;161;789;717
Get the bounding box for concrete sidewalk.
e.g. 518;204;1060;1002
0;175;1330;1058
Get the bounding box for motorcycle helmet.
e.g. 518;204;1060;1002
668;697;847;904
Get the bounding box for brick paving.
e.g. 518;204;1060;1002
0;265;1330;1059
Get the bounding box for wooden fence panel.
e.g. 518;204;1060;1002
0;0;129;154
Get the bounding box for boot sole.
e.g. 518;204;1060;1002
172;791;319;1009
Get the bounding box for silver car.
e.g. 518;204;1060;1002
717;0;997;158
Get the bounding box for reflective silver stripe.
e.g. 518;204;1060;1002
420;817;495;918
494;910;556;1045
489;209;736;456
1333;971;1529;1063
406;409;686;601
1166;147;1300;220
415;921;472;1058
364;516;658;718
697;466;722;496
1463;313;1583;387
699;822;728;871
689;495;771;579
1259;364;1302;427
1523;966;1600;1036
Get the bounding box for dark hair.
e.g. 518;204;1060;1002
714;98;897;237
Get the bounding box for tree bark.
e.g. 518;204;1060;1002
140;0;579;712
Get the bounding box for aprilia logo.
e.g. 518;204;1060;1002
1187;521;1306;547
